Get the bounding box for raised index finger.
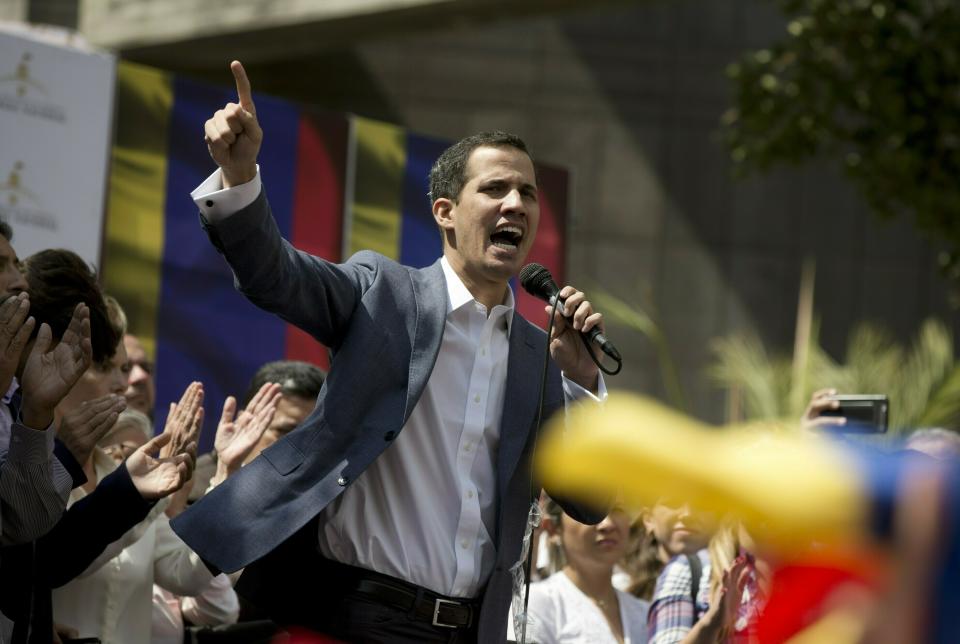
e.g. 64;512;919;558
231;60;256;115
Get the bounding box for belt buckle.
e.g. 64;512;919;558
432;598;461;628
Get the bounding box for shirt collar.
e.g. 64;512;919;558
440;257;515;334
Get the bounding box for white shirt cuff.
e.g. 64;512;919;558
191;166;262;221
561;373;607;403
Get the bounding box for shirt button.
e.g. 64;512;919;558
461;540;469;549
205;199;214;207
464;443;472;452
466;490;474;499
481;348;486;356
474;394;481;403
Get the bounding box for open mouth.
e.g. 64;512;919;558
490;225;523;250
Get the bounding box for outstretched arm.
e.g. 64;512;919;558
192;61;375;348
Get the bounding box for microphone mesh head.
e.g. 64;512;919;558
519;263;557;299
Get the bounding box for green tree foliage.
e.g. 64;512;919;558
722;0;960;279
710;318;960;433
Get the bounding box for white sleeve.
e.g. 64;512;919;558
152;516;215;596
179;573;239;626
522;582;560;644
561;372;607;405
191;166;262;221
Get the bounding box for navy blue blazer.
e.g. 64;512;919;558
172;189;601;641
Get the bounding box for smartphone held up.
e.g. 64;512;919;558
821;394;890;433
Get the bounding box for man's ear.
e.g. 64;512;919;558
432;197;455;232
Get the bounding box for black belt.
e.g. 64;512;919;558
348;577;477;629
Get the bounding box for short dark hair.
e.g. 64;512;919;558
428;131;533;204
0;220;12;241
243;360;326;407
23;249;120;365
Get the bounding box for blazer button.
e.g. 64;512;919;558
337;476;348;486
383;431;396;441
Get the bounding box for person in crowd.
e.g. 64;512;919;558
518;498;649;644
172;61;608;643
124;333;156;418
237;360;324;466
647;521;760;644
51;296;212;644
0;221;27;297
0;249;197;643
626;500;712;601
95;410;242;644
0;223;92;641
0;224;80;547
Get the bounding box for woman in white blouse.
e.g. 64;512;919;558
519;499;649;644
49;299;215;643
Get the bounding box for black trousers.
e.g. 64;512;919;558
319;592;479;644
234;522;480;644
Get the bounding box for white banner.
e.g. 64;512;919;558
0;25;115;268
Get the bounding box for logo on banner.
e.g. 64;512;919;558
0;162;58;231
0;52;67;123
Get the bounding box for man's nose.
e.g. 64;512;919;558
501;188;524;212
6;268;26;294
112;372;128;394
129;364;148;384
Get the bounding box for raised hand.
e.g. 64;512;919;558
58;393;127;465
214;382;282;477
545;285;603;392
159;381;204;460
204;60;262;188
801;388;846;431
127;432;196;500
708;554;752;638
20;303;93;430
0;292;35;395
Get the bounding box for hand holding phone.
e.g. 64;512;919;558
821;394;890;433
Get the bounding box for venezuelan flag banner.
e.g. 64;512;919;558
104;62;568;452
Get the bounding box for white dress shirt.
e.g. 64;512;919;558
192;168;604;599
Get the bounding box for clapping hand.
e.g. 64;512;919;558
58;394;127;465
213;382;282;483
205;60;262;188
127;432;196;500
0;292;35;396
159;381;204;461
20;303;93;430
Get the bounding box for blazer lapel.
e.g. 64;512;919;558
404;259;448;422
497;317;543;492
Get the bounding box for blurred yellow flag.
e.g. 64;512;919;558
535;393;869;549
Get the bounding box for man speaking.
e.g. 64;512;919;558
172;61;608;643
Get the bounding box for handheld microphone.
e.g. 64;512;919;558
519;263;622;363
